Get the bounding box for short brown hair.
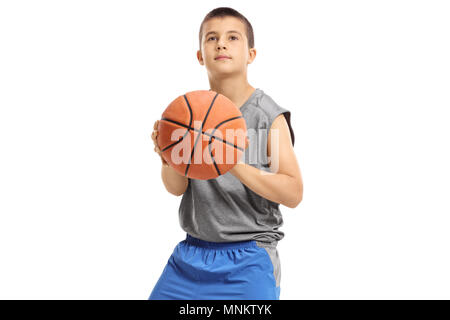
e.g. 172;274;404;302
199;7;254;50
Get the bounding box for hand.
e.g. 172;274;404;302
229;137;248;176
244;136;249;149
151;120;169;167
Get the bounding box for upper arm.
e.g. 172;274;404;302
267;113;303;199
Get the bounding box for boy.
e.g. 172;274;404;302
149;7;303;300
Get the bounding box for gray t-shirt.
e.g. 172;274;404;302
178;88;295;244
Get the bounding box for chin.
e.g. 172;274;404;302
213;68;235;75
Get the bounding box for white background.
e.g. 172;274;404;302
0;0;449;299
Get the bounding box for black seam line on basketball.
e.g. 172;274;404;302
161;116;243;133
159;95;193;152
160;116;245;152
185;92;219;177
161;131;190;152
183;94;194;130
208;136;221;177
184;92;219;176
210;115;243;135
159;119;244;153
207;115;245;176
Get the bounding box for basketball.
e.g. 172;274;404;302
157;90;248;180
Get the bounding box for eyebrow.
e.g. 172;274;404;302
204;30;242;38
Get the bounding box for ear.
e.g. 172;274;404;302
197;50;204;65
248;48;256;64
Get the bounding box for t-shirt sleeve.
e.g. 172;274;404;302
263;95;296;147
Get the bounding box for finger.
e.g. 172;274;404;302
153;120;159;130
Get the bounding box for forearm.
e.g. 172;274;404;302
230;163;302;208
161;163;189;196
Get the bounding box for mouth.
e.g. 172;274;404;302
215;55;231;60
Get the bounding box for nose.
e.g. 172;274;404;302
217;38;227;50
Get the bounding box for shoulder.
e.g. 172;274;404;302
253;89;295;146
251;89;286;120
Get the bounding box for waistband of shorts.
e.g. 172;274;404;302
184;234;257;250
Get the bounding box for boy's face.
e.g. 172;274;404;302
197;16;256;78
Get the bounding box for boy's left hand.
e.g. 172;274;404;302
226;136;248;176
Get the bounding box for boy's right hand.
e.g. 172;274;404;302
152;120;169;167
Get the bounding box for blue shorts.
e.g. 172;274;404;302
148;233;281;300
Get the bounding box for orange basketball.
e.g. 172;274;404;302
157;90;248;180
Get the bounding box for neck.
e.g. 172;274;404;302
208;75;255;109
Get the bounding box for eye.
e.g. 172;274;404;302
207;35;239;41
